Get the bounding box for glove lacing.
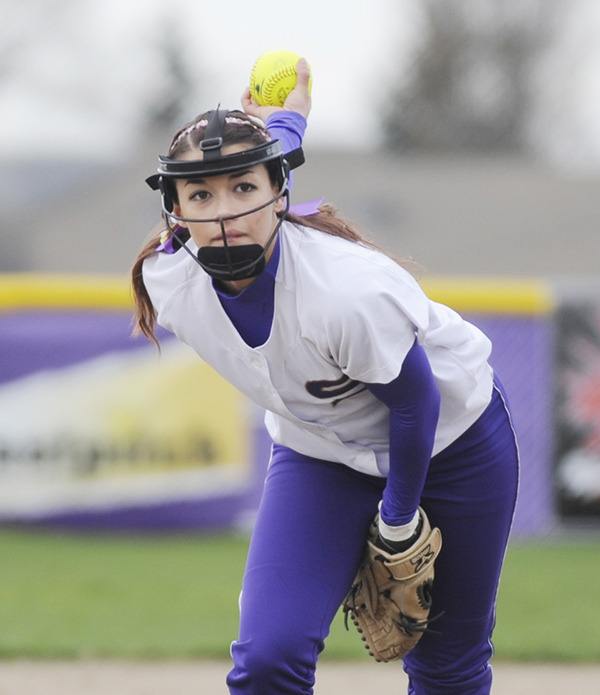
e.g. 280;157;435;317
342;554;445;638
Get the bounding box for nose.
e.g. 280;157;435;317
210;197;233;220
209;191;247;222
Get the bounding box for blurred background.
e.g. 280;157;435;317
1;0;600;685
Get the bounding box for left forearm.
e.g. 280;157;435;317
366;340;441;528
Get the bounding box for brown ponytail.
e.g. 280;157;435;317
285;203;375;247
285;203;419;274
131;223;163;347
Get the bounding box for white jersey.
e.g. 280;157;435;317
142;221;494;477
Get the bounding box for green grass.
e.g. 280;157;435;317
492;541;600;662
1;529;599;661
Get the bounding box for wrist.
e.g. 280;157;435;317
378;503;420;542
266;109;307;126
376;507;423;554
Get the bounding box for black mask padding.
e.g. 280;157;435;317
159;178;177;212
196;244;265;281
266;159;285;191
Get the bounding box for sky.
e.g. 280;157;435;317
3;0;600;168
2;0;416;159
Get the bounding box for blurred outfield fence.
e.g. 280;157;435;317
0;273;598;536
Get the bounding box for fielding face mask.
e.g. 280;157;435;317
146;108;304;281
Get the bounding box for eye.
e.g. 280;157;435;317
189;189;210;201
235;182;257;193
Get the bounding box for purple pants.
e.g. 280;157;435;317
226;381;519;694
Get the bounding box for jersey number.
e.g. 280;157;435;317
305;375;366;407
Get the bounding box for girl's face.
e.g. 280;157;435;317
173;143;285;251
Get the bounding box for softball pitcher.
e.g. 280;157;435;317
132;59;519;695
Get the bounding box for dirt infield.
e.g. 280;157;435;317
1;660;599;694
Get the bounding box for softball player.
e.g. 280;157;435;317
132;60;519;694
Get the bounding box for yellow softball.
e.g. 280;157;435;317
249;50;312;107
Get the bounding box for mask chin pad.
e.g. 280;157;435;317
196;243;266;281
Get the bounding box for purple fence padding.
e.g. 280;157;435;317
460;313;554;536
3;494;247;534
0;309;253;532
0;311;164;386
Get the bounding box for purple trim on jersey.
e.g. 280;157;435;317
366;340;441;527
213;234;280;348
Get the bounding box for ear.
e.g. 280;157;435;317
171;203;187;228
274;196;286;217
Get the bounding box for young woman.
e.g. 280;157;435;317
132;59;519;695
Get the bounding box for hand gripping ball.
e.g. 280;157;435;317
249;50;312;107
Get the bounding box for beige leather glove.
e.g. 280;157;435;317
342;507;442;662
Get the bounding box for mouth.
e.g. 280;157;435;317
210;230;248;243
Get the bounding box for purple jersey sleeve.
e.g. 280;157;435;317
266;111;307;191
366;340;441;526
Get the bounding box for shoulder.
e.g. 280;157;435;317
280;222;429;327
141;243;200;315
281;220;416;289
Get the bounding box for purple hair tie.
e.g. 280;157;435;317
289;198;324;217
156;225;189;254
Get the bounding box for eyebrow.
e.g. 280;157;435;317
184;169;255;186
